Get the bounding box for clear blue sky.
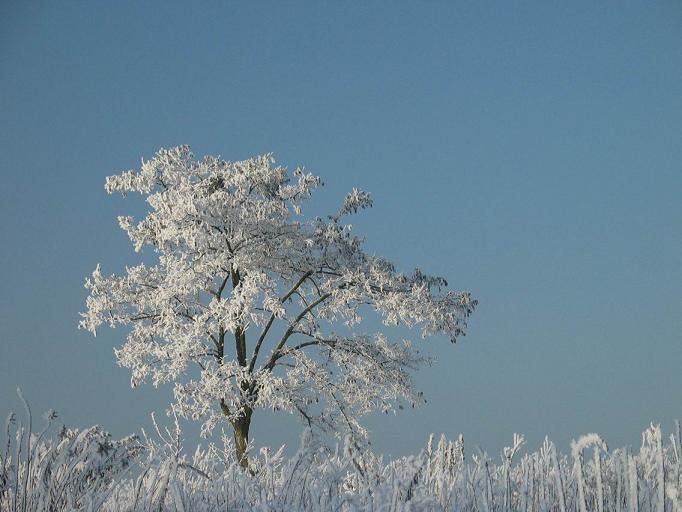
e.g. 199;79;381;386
1;1;681;457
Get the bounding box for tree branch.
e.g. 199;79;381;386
263;292;331;371
276;338;336;361
247;270;313;372
215;273;230;299
229;265;248;367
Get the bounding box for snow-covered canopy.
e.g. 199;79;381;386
80;145;477;440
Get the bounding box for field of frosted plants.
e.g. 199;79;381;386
1;395;681;511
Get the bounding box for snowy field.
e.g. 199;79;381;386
2;398;681;511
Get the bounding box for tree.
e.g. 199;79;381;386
80;146;477;468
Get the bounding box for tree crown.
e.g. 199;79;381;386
80;146;477;440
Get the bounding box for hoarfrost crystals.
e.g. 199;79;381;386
80;146;477;446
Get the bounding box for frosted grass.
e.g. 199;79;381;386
2;397;681;511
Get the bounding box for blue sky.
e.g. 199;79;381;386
1;1;681;457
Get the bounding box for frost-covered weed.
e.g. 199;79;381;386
3;398;682;511
0;390;141;512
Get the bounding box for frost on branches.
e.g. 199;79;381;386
79;146;477;466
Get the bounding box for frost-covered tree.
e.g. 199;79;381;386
80;146;477;467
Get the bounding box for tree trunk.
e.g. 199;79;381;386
232;407;252;470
